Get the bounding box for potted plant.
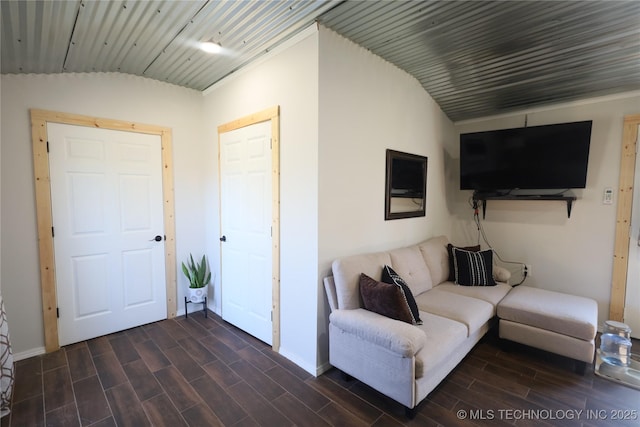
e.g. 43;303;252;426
182;254;211;303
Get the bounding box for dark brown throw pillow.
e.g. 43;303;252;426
447;243;481;282
359;273;414;324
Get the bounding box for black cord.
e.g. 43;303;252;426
470;196;528;286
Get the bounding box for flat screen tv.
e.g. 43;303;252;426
460;120;592;192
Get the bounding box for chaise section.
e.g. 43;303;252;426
497;286;597;342
497;285;598;372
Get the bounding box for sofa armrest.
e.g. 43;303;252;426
493;265;511;284
330;308;426;357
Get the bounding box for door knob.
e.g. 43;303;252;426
150;235;163;242
220;235;226;242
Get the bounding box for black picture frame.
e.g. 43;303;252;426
385;149;427;220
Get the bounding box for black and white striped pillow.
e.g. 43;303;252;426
452;247;496;287
381;265;423;325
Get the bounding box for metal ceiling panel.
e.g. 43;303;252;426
1;0;79;73
1;0;639;121
143;0;340;90
64;1;208;73
319;1;640;121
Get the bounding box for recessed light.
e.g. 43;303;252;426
200;40;222;54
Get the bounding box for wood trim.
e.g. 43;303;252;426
31;114;58;352
217;106;281;351
217;106;279;134
160;131;178;319
611;114;640;321
30;109;177;352
270;111;281;352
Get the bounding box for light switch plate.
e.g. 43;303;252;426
604;187;614;205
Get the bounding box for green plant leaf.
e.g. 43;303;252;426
182;253;210;288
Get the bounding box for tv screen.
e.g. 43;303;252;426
460;120;592;192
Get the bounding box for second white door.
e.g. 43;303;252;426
220;121;273;345
48;123;167;346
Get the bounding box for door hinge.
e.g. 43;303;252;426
52;226;55;237
56;307;59;318
270;226;272;237
271;311;273;321
270;138;272;149
46;141;50;153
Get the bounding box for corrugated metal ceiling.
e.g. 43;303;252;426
1;0;341;90
318;1;640;121
2;0;639;121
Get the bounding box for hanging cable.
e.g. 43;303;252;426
469;195;528;286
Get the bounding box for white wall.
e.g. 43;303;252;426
201;28;320;374
317;28;457;369
0;73;206;357
451;94;640;329
201;25;458;374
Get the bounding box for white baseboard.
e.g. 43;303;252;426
12;346;45;362
277;346;319;377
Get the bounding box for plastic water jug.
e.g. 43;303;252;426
600;333;632;367
603;320;632;339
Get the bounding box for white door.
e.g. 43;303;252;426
220;121;273;345
48;123;167;346
625;124;640;338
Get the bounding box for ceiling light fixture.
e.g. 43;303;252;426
200;40;222;54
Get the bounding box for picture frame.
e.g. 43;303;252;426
385;149;428;220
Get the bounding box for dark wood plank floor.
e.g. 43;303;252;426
2;311;639;426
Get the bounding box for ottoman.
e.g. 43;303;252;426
497;286;598;374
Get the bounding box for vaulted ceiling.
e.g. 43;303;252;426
2;0;639;121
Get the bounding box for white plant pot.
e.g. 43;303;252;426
188;285;208;303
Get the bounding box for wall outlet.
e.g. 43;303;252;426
523;264;532;277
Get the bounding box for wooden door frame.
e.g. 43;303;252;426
217;106;281;351
31;109;177;352
611;114;640;321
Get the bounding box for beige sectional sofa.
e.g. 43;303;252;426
323;235;512;416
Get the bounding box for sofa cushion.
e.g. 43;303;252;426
446;243;481;282
414;288;494;335
360;274;414;324
388;246;433;295
497;286;597;341
436;283;512;310
414;312;468;378
452;247;497;287
333;252;392;310
381;265;423;325
417;235;450;286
